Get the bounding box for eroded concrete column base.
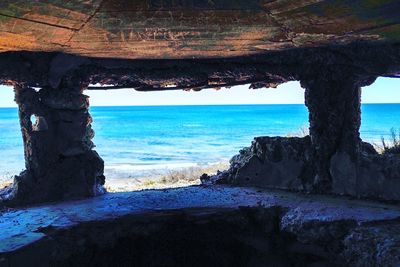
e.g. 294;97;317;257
214;71;400;201
301;72;365;192
218;136;400;201
4;86;105;205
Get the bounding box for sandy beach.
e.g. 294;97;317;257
0;162;229;193
105;162;229;192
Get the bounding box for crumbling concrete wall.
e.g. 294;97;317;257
219;137;315;191
7;85;105;205
217;70;400;201
221;136;400;201
301;71;367;192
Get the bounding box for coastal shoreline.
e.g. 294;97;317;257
0;161;229;193
105;161;229;192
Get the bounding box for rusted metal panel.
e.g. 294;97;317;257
0;0;398;59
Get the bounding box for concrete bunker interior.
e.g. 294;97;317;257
0;1;400;266
0;46;399;267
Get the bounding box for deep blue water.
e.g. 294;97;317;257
0;104;399;181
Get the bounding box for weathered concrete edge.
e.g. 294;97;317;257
0;41;399;91
219;136;400;201
0;185;400;255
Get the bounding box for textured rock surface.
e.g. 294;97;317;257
0;0;399;59
342;224;400;267
0;43;399;92
2;85;105;205
0;186;400;267
219;136;315;191
301;70;369;191
335;151;400;201
221;136;400;201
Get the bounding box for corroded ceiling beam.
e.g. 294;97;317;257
0;1;398;90
0;0;399;60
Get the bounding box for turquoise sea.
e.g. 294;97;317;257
0;104;399;181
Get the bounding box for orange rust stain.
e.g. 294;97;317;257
27;4;88;29
0;32;39;51
0;0;397;59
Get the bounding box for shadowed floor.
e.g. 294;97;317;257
0;185;400;266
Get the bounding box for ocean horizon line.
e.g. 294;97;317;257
0;102;400;109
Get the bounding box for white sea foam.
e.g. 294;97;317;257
106;162;199;171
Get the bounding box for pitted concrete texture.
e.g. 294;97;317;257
0;185;399;267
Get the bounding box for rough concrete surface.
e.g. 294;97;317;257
0;186;400;266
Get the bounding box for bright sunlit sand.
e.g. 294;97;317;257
105;161;229;192
0;162;229;194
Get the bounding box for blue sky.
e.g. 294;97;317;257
0;77;398;107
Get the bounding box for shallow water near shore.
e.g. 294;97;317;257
0;104;399;184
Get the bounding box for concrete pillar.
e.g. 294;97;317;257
10;85;105;204
301;72;371;193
